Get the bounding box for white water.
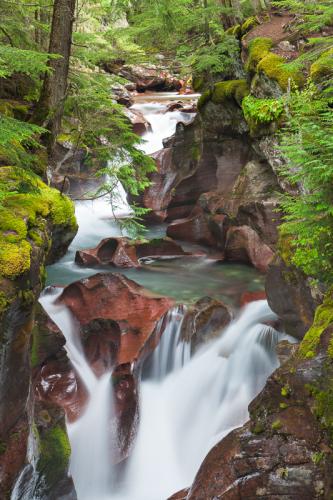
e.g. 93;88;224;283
39;289;115;500
115;300;283;500
38;93;288;500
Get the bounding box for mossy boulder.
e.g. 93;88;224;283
310;48;333;83
246;37;273;73
211;80;250;106
241;16;259;35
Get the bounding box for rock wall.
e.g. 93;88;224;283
0;167;77;499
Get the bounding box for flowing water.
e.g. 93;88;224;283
40;93;289;500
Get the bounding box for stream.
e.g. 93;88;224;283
41;93;289;500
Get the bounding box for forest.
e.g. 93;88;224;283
0;0;333;498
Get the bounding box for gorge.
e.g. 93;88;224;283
1;2;333;499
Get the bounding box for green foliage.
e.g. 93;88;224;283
0;45;54;80
299;291;333;358
278;84;333;281
310;48;333;83
242;95;284;124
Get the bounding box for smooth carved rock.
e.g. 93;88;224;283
266;256;319;340
59;273;175;366
117;64;182;92
75;237;190;269
225;225;274;273
181;297;232;353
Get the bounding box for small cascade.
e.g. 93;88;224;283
39;288;115;500
147;305;190;380
117;300;285;500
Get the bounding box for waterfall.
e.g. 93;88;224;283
117;300;285;500
39;288;115;500
147;305;190;380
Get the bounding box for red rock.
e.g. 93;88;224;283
225;225;274;272
124;108;151;136
168;488;190;499
167;210;225;247
59;273;175;366
34;353;89;423
75;236;190;268
181;297;232;352
240;290;267;307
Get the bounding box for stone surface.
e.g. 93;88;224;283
75;237;190;269
266;256;319;340
181;297;232;352
225;225;275;273
240;290;267;307
185;329;333;499
117;65;182;92
124;107;151;136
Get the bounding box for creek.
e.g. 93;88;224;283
41;92;288;500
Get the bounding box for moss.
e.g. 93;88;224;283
241;16;259;35
192;76;205;92
280;402;288;409
252;422;265;434
246;37;273;72
226;24;242;38
197;90;212;110
271;419;282;431
281;384;291;397
0;291;9;314
39;425;71;483
211;80;250;105
310;48;333;83
313;384;333;445
257;53;304;91
0;439;7;454
312;451;325;464
0;166;77;280
299;292;333;359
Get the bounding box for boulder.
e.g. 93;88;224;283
167;210;223;248
168;489;190;500
181;297;232;352
225;225;274;272
117;65;182;92
59;273;174;366
185;327;333;499
124;108;151;136
75;237;190;268
112;84;134;107
240;290;267;307
266;255;320;340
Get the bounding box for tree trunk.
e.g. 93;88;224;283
220;0;242;28
34;0;76;161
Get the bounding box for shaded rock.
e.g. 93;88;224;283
266;255;319;340
168;488;190;500
75;237;190;269
167;210;225;248
112;84;134;107
181;297;232;352
59;273;175;366
112;363;139;463
124;108;151;136
186;328;333;499
118;65;182;92
240;290;267;307
225;225;274;272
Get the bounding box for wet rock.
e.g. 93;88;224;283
59;273;175;366
240;290;267;307
186;329;333;499
167;210;224;248
112;84;134;107
75;237;190;269
181;297;232;352
124;108;151;136
168;488;190;499
112;363;139;463
266;255;319;340
117;65;182;92
225;225;275;272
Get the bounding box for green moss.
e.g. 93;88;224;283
211;80;250;105
226;24;242;38
299;292;333;359
257;53;304;91
197;90;212;110
246;37;273;72
192;76;205;92
280;402;288;409
0;166;77;279
271;419;282;431
0;439;7;454
312;451;325;464
39;425;71;482
241;16;259;35
252;422;265;434
281;384;291;397
313;384;333;444
310;48;333;83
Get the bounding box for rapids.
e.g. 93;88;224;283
40;92;288;500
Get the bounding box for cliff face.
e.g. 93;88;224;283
0;167;77;499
